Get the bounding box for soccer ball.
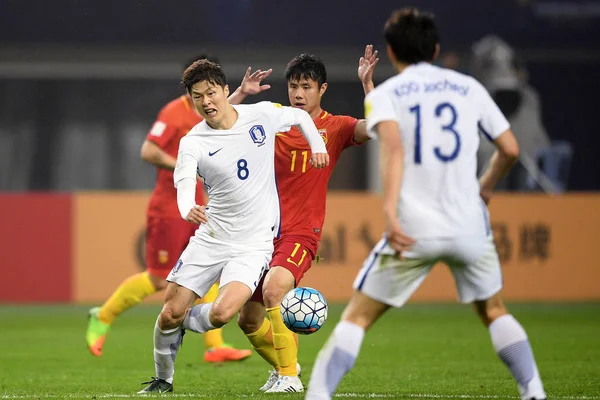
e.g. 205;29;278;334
280;287;328;334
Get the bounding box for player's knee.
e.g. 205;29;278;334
209;304;236;328
263;269;295;308
158;304;186;330
263;284;289;308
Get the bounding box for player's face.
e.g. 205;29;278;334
190;81;230;123
288;78;327;115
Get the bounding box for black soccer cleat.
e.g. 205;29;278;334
137;377;173;394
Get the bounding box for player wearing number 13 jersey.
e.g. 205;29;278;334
306;9;546;400
237;48;380;393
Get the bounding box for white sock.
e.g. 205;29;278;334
489;315;546;399
153;318;183;384
306;321;365;400
182;302;215;333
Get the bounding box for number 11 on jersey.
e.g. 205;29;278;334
290;150;308;173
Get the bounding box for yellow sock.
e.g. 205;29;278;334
246;318;279;369
195;283;224;349
98;271;156;325
267;306;298;376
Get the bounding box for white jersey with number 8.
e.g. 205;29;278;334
175;101;322;245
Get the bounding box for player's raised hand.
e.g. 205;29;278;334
310;152;330;169
240;66;273;96
358;44;380;85
185;205;207;225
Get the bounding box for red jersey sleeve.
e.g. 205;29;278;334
145;101;183;149
333;115;359;153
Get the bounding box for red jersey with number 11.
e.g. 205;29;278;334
274;110;358;250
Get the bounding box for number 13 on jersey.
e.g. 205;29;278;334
410;102;461;164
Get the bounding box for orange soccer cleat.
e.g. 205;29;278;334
204;345;252;363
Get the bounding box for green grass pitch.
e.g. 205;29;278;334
0;303;599;399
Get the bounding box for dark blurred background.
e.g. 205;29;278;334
1;0;598;191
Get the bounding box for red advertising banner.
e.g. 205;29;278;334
0;194;72;302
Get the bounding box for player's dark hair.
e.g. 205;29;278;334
182;59;227;94
183;53;219;72
285;53;327;88
384;8;439;64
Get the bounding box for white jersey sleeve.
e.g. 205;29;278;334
174;135;202;219
259;101;327;153
471;79;510;141
364;89;399;139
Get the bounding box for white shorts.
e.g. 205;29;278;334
353;235;502;307
166;229;272;298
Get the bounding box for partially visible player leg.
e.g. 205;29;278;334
239;281;295;392
87;271;163;356
238;298;281;373
183;281;253;333
262;240;313;393
263;266;304;392
139;281;197;393
452;239;546;400
475;293;546;400
172;220;251;362
198;282;253;362
196;284;224;349
305;291;388;400
140;236;226;393
182;253;269;333
306;238;431;400
86;216;173;356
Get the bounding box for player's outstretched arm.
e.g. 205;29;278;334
140;140;178;170
352;45;380;144
288;107;330;168
228;67;273;105
174;138;207;224
358;44;379;95
377;120;415;256
479;129;520;204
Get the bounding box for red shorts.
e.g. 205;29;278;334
250;236;317;303
146;215;197;279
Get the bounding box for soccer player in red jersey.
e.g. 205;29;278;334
236;46;379;392
85;55;273;362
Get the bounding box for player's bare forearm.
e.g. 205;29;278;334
228;87;247;105
140;140;177;171
362;81;375;96
353;120;371;144
479;130;519;192
479;151;517;194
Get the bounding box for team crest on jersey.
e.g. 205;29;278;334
318;129;328;145
158;250;169;264
249;125;266;146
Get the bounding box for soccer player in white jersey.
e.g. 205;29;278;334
305;9;546;400
138;59;329;394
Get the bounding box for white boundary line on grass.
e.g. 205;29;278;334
1;394;599;399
